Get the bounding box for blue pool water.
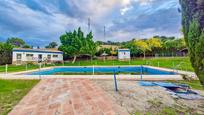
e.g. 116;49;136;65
27;66;177;75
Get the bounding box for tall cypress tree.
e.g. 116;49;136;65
179;0;204;85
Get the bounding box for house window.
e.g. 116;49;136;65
53;55;58;58
26;54;33;61
26;54;33;57
47;55;51;59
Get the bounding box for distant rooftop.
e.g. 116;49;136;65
13;48;63;54
118;49;130;51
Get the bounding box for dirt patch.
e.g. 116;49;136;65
92;80;204;115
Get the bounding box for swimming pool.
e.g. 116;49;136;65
26;66;177;75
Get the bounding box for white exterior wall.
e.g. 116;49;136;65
118;50;130;60
12;51;63;64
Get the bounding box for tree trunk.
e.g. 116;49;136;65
90;56;93;62
197;71;204;85
72;55;77;64
143;51;146;60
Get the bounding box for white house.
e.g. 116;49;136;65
12;48;63;65
118;49;130;61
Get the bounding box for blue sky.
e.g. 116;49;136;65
0;0;182;46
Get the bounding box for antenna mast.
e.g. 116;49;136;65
88;18;91;32
104;26;106;39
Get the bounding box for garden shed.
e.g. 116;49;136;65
118;49;130;61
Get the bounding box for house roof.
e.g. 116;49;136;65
13;48;63;54
118;49;130;52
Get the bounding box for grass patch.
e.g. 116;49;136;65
63;57;193;71
168;80;204;90
0;79;39;115
160;107;182;115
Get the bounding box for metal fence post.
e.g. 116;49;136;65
92;65;94;75
140;65;143;80
113;70;118;92
5;64;8;75
26;64;28;71
172;62;175;71
39;63;42;79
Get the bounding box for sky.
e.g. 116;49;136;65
0;0;182;46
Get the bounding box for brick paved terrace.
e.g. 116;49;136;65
9;79;128;115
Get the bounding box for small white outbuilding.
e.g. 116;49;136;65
12;48;63;65
118;49;130;61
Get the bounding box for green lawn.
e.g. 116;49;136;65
63;57;193;71
0;79;39;115
0;57;194;73
169;80;204;90
0;64;53;73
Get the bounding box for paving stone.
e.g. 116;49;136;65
9;79;128;115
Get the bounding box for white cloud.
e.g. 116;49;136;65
121;0;131;6
0;0;89;45
134;0;155;6
68;0;118;19
120;6;133;15
0;0;182;45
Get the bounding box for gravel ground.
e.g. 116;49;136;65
91;80;204;115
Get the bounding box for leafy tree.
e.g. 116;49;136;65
45;42;58;48
134;40;151;59
180;0;204;85
174;38;186;50
59;30;82;63
164;40;178;51
147;37;162;55
121;41;142;57
85;32;97;60
59;27;96;63
22;44;31;48
110;47;117;56
6;37;25;47
96;48;111;56
0;42;13;65
147;38;162;49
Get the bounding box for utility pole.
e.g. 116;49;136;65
104;26;106;40
88;18;91;32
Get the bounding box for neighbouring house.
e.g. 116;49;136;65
98;45;119;50
179;48;188;56
12;48;63;65
118;49;130;61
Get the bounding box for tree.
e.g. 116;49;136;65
174;38;186;50
134;40;151;59
96;48;111;56
147;38;162;49
164;39;177;51
147;38;162;55
6;37;25;47
59;27;96;63
180;0;204;85
121;41;141;57
0;42;13;65
22;44;31;48
85;32;97;61
45;42;58;48
59;30;82;63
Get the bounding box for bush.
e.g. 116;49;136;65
0;43;13;65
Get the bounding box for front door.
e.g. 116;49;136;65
47;55;51;63
38;54;42;63
16;54;22;65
